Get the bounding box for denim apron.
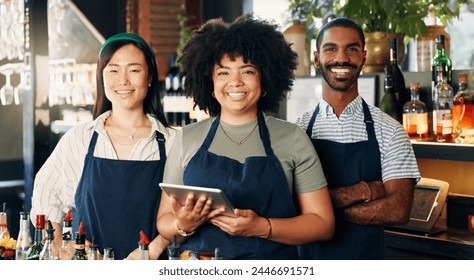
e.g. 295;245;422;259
73;131;166;260
299;100;384;259
181;111;298;259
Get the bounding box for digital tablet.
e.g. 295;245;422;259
159;183;236;217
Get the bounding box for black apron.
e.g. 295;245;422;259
181;111;298;259
299;99;384;259
73;130;166;260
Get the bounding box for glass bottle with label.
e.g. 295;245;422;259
431;35;452;91
403;82;428;141
71;221;87;260
432;66;453;142
452;72;474;143
0;203;11;260
380;64;400;121
26;214;46;260
15;207;32;260
39;220;59;260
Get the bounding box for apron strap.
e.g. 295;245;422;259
86;132;99;156
305;104;320;138
155;131;167;161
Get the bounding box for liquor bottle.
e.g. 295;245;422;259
0;203;11;260
453;72;474;143
380;64;400;121
87;234;99;260
59;208;74;260
26;214;46;260
212;247;223;260
431;35;452;91
167;235;181;260
173;74;190;127
432;66;453;142
137;230;150;260
390;38;408;122
164;54;180;126
71;221;87;260
403;82;429;141
39;220;59;260
15;207;32;260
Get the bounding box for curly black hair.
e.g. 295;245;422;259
178;14;297;117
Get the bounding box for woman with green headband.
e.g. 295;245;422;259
31;33;176;260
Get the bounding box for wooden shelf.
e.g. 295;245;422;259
412;141;474;162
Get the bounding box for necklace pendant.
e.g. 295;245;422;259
128;135;134;140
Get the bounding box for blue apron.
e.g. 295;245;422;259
299;99;384;259
181;111;298;259
73;130;166;260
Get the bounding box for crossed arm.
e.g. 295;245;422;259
329;178;415;226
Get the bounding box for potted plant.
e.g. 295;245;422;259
333;0;469;72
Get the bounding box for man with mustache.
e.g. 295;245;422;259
296;17;420;259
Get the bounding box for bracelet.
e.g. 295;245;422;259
361;181;372;203
265;217;272;240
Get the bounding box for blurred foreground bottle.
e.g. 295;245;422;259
15;207;32;260
71;221;87;260
167;236;181;260
0;203;11;260
453;72;474;143
87;234;99;260
432;66;453;142
403;82;428;141
26;214;45;260
39;220;59;260
59;208;74;260
137;230;150;260
380;65;400;121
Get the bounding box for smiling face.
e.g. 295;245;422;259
103;44;150;112
212;54;262;123
315;26;366;93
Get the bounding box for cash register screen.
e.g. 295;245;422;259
410;186;440;222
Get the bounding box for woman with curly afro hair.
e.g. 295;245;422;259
157;14;334;260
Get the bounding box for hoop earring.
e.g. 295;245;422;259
261;91;267;98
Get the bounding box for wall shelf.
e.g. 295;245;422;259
412;141;474;162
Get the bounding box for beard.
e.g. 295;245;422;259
318;62;362;92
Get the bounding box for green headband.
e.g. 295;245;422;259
99;33;156;63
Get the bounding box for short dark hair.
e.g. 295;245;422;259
93;36;169;127
178;14;297;116
316;17;365;52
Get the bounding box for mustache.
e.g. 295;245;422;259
325;62;358;69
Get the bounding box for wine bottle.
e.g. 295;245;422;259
26;214;46;260
137;230;150;260
164;54;180;126
403;82;428;141
379;64;400;121
431;35;452;91
390;38;408;122
39;220;59;260
432;66;453;142
15;207;32;260
71;221;88;260
453;72;474;143
103;247;115;260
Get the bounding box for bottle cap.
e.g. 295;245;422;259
458;73;468;83
36;214;45;229
45;220;55;240
410;82;420;90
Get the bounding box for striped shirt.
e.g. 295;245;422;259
296;95;420;183
30;111;177;224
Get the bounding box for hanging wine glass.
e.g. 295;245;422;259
14;67;31;105
0;67;14;106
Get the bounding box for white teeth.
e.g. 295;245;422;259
331;68;350;74
228;92;246;97
116;90;133;95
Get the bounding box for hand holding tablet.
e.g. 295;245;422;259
159;183;236;217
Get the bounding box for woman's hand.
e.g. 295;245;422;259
209;209;270;238
171;193;224;233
